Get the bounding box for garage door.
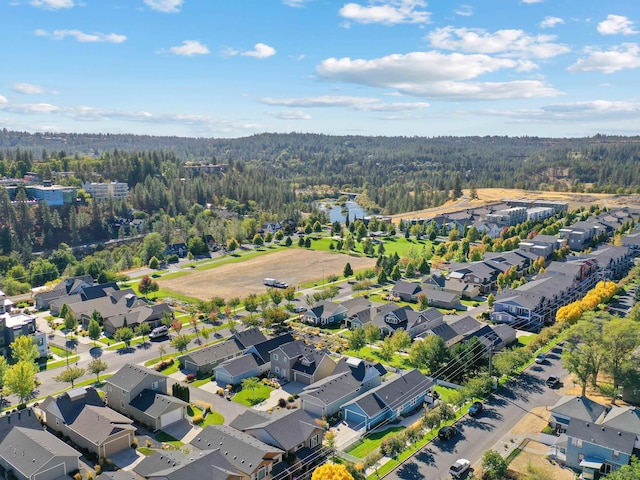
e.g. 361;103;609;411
103;433;132;457
34;462;66;480
301;400;325;418
160;408;183;429
344;409;367;427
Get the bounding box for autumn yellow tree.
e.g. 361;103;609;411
312;464;354;480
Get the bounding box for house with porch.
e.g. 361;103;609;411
341;370;435;431
34;275;93;310
270;340;336;385
302;301;348;326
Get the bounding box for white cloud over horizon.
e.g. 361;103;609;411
35;29;126;43
569;43;640;74
597;15;638;36
339;0;430;26
13;83;47;94
260;95;430;111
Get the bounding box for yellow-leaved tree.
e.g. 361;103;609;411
312;464;354;480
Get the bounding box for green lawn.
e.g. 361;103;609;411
346;426;406;458
43;355;80;370
343;346;413;371
232;384;274;406
517;333;538;347
433;385;460;404
137;447;155;456
154;432;183;448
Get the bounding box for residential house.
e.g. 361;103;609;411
0;309;47;359
164;243;188;258
342;369;435;431
134;449;242;480
302;301;348;327
473;221;502;239
34;275;93;310
230;409;325;458
371;303;444;338
518;234;565;259
0;410;81;480
300;357;387;418
178;338;244;377
579;245;634;281
621;231;640;256
103;302;173;335
526;207;555;222
271;341;335;385
417;287;461;310
40;386;135;458
104;364;187;431
549;396;640;479
422;273;481;300
558;221;605;251
447;260;511;294
48;282;121;317
189;425;284;480
214;334;295;386
391;280;423;303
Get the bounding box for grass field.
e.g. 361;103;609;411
346;426;406;458
232;384;274;406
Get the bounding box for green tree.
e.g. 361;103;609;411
343;262;353;278
461;374;494;401
364;324;380;344
380;434;406;459
379;336;395;361
267;288;283;306
390;264;401;281
390;329;411;352
54;366;86;388
285;236;292;247
143;232;166;263
227;237;239;252
148;256;160;269
10;336;39;364
417;292;430;310
409;336;448;373
602;318;640;389
241;377;262;403
171;333;190;354
87;357;108;382
136;322;151;343
487;293;495;308
377;269;388;284
253;234;264;247
0;356;8;403
88;318;102;347
605;456;640;480
64;310;78;334
348;327;367;352
114;326;135;347
481;449;508;480
4;361;38;405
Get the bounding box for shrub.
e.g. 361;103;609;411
542;425;556;435
74;473;82;480
278;398;287;408
287;395;295;403
94;466;102;475
216;388;224;396
131;439;138;448
186;373;196;382
192;414;204;423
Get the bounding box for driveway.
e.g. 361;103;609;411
184;378;250;424
253;381;305;411
385;354;568;479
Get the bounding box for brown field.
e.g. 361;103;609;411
507;440;574;480
157;249;377;301
391;187;640;223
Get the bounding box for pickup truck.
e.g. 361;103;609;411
263;278;288;288
546;375;560;388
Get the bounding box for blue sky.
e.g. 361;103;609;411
2;0;640;138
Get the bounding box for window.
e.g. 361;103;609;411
311;435;319;448
600;464;612;474
612;450;620;460
578;453;585;462
273;353;279;361
275;366;280;374
151;381;158;390
257;466;267;480
120;401;125;408
571;438;583;448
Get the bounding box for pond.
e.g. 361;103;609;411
317;200;367;223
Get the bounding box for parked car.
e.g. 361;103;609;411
546;375;560;388
149;325;169;339
535;353;546;364
293;306;307;313
449;459;471;478
468;401;483;417
437;425;458;441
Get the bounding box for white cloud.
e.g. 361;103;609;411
260;95;430;111
597;15;638;36
0;96;7;104
35;29;126;43
339;0;430;26
268;110;312;120
282;0;312;7
316;52;561;100
166;40;210;56
540;16;564;29
143;0;184;13
521;0;543;3
427;27;570;59
13;83;46;94
454;4;473;17
568;43;640;74
30;0;75;9
242;43;276;58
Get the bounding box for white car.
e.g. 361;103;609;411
535;353;546;364
449;459;471;478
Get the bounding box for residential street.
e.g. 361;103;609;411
385;349;568;480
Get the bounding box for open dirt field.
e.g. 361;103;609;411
509;407;551;436
507;440;574;480
391;187;640;223
157;249;377;301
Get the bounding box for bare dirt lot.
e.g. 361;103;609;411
507;440;574;480
158;249;377;301
391;187;640;223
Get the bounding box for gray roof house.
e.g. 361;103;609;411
391;281;422;303
40;386;135;459
34;275;93;310
270;340;336;385
302;301;348;326
372;303;444;338
134;449;242;480
178;338;244;376
214;333;295;386
342;370;436;431
189;425;284;480
229;409;325;456
0;427;81;480
105;364;187;431
299;357;387;418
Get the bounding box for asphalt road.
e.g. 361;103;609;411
385;347;568;480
